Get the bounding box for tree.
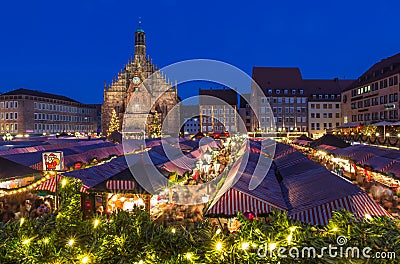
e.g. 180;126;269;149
149;111;161;138
107;109;120;136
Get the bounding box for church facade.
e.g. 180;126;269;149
102;23;180;138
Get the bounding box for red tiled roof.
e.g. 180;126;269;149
304;79;353;99
251;67;353;97
344;52;400;91
199;88;238;105
252;67;304;93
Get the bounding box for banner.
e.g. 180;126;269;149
42;152;64;171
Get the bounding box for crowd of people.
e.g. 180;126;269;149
0;197;52;224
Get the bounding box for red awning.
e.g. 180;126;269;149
106;180;135;191
206;188;284;216
288;192;391;225
35;175;88;193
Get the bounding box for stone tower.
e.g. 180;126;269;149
102;22;180;138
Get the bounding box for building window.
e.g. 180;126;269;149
284;89;288;95
299;90;304;94
268;89;273;94
276;89;280;94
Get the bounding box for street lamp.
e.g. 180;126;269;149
203;149;212;163
195;160;203;171
214;162;221;173
202;160;211;173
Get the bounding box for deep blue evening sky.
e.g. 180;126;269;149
1;0;399;104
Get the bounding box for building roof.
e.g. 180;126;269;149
305;79;354;101
252;67;304;92
252;67;354;97
344;52;400;91
1;88;80;103
199;87;238;105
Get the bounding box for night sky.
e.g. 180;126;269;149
1;0;399;104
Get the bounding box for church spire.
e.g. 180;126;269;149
134;18;146;61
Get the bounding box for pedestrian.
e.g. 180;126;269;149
1;205;14;223
37;200;49;214
21;200;33;219
223;222;230;236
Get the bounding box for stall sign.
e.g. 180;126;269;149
42;152;64;171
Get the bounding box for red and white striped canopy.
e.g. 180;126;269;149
106;180;135;191
206;188;284;216
289;191;391;226
35;175;88;193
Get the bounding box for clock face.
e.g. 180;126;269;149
132;77;141;85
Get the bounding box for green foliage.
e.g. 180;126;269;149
0;182;399;263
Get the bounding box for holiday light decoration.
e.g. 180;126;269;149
107;109;120;136
0;180;398;263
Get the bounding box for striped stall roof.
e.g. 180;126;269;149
361;156;394;171
35;175;88;193
206;141;391;224
289;191;390;225
381;161;400;178
106;180;135;191
207;188;283;216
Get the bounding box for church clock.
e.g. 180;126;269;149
132;76;141;85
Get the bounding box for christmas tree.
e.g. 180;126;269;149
149;111;161;138
107;109;120;136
